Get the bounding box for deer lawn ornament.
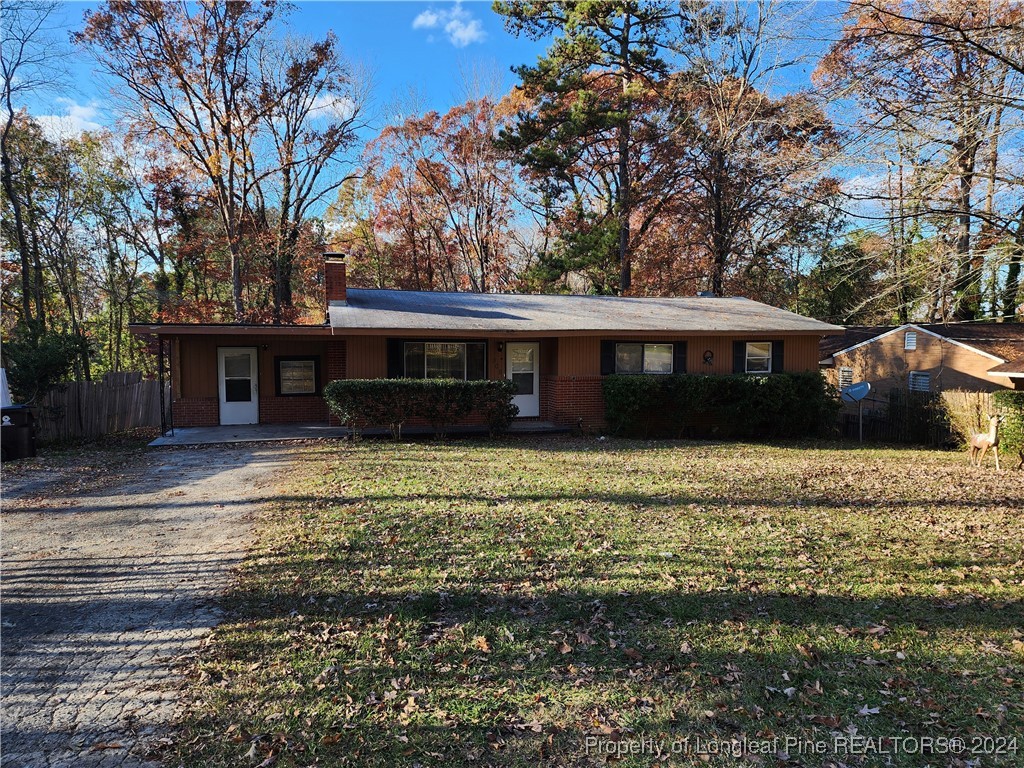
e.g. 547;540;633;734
969;414;1003;470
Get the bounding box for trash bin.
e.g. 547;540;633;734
1;405;36;461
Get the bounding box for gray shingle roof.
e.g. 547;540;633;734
328;289;844;334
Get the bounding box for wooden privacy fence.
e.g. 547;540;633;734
34;372;170;443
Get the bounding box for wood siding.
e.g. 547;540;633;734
344;335;388;379
825;329;1014;394
556;334;822;376
177;332;825;395
176;335;329;399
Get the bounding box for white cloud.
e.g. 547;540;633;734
412;2;486;48
309;93;356;122
33;98;105;140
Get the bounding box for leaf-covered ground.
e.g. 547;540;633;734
176;438;1023;767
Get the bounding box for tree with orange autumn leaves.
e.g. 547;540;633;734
77;1;365;323
5;0;1022;384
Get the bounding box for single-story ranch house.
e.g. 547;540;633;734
131;257;844;431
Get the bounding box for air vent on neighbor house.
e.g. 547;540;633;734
908;370;930;392
838;367;854;390
904;331;917;350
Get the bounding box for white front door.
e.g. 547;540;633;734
507;342;540;418
218;347;259;425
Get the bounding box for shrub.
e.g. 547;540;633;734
4;328;91;402
602;372;839;439
468;379;519;434
993;390;1024;470
940;390;993;447
323;378;519;439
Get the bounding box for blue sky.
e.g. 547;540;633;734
30;1;843;138
30;1;551;136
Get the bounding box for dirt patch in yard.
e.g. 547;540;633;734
1;442;299;768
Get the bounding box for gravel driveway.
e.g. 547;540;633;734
1;443;296;768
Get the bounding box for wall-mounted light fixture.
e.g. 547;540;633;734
497;342;505;353
703;350;714;365
262;343;270;351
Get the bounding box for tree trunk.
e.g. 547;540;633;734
617;11;632;295
1;110;33;330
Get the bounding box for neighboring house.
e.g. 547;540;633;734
820;324;1024;403
131;256;843;430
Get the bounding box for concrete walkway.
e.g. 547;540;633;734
149;420;568;446
0;444;295;768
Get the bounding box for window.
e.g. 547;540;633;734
615;343;674;374
904;331;917;350
404;341;486;380
745;342;773;373
908;371;930;392
275;356;320;396
838;366;854;390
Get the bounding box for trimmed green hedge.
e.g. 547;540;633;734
323;379;519;438
993;390;1024;469
602;372;839;439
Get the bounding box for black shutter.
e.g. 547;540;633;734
733;341;746;373
672;341;687;374
771;340;785;373
600;341;616;376
386;339;404;378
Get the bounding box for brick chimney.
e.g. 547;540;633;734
324;252;347;307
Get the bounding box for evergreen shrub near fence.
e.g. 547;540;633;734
992;390;1024;469
323;379;518;438
602;372;839;439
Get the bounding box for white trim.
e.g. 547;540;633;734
507;342;540;418
218;347;259;425
745;341;773;374
988;369;1024;379
831;323;1006;363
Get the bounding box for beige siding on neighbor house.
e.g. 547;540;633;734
825;328;1015;394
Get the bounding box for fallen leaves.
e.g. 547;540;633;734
168;439;1024;767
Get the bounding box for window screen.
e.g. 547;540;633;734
643;344;673;373
404;342;486;380
615;343;673;374
274;357;320;396
745;342;773;373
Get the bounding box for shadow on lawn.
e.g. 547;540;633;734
182;541;1024;766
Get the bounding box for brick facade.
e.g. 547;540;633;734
259;395;330;424
173;339;348;428
824;327;1016;412
325;259;347;303
173;397;219;427
542;376;605;430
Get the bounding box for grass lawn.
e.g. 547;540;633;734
176;438;1023;767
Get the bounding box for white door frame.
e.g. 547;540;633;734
217;347;259;425
506;342;540;418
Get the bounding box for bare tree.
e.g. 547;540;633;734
251;34;369;320
78;2;279;321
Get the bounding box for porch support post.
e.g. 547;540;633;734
157;337;167;436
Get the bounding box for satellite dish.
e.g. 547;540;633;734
841;381;871;403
